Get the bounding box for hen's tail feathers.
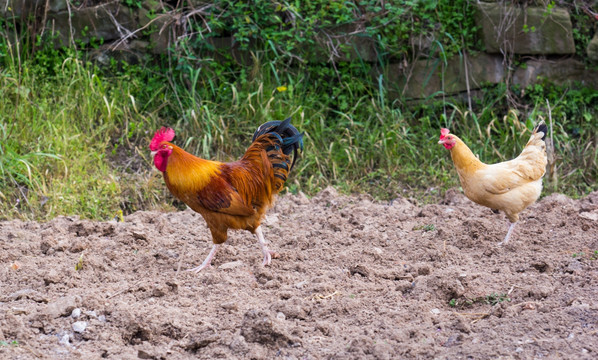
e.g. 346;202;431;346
253;117;304;171
525;121;548;149
534;122;548;142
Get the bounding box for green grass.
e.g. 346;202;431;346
0;49;170;219
0;42;597;220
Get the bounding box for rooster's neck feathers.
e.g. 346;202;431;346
165;145;221;191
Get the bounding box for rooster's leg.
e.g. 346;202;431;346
187;244;220;273
498;222;517;246
255;226;276;266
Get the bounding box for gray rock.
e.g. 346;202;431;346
587;32;598;63
49;0;67;12
148;13;177;55
384;52;504;99
47;2;136;47
305;23;377;63
475;3;575;55
0;0;44;18
513;59;598;90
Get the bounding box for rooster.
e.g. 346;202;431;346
438;122;548;245
150;118;303;271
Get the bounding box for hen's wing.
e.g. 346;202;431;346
197;176;256;216
482;125;547;195
481;162;541;195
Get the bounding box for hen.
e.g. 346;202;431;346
150;118;303;271
438;122;548;245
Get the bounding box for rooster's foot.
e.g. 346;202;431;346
186;244;220;273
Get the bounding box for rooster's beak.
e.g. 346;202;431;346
150;150;157;157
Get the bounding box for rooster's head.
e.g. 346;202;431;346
150;127;175;172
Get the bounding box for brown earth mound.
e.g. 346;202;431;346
1;188;597;359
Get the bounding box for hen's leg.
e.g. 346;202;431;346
187;244;220;273
498;222;516;246
255;226;276;266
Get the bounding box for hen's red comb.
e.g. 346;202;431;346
440;128;450;139
150;127;175;151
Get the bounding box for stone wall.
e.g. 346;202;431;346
2;0;597;98
387;1;598;100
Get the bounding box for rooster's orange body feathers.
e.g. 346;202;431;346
151;118;303;270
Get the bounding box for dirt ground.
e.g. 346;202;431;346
1;187;598;359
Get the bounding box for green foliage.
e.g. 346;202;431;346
0;340;19;347
560;0;595;61
519;83;598;194
0;38;169;219
484;293;511;306
0;0;597;221
182;0;478;66
448;292;510;309
413;224;436;231
123;0;143;9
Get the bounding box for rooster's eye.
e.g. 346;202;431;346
162;144;167;149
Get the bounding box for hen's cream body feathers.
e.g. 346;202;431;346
450;129;547;222
440;123;547;244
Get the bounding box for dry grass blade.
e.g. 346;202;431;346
310;290;341;302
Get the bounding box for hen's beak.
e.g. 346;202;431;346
438;139;445;144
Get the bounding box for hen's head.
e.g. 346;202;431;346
150;127;175;172
438;128;456;150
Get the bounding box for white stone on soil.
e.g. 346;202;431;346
72;321;87;333
71;308;81;318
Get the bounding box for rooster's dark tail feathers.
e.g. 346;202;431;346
253;117;304;171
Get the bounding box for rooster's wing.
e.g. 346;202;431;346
197;177;256;216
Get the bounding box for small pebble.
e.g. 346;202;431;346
221;302;238;311
430;308;441;315
276;312;286;321
59;333;70;346
72;321;87;333
71;308;81;318
295;280;308;289
98;315;106;322
219;261;244;270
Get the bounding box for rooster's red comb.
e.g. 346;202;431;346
150;127;175;151
440;128;450;140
